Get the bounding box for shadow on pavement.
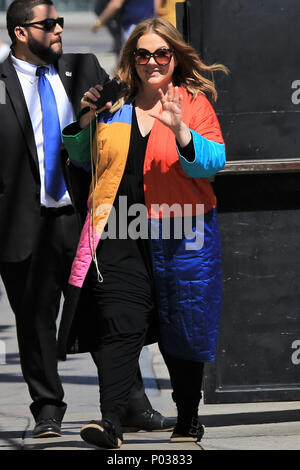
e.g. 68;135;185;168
25;440;92;450
0;353;20;364
0;373;157;387
0;373;24;383
0;429;24;449
201;408;300;427
156;378;171;390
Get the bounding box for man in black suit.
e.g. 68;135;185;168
0;0;175;439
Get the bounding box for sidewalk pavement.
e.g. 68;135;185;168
0;281;197;452
1;279;300;452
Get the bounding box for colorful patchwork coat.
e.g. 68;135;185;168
57;87;226;363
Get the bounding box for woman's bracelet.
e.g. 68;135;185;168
95;19;103;28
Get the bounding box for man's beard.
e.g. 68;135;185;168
27;32;63;64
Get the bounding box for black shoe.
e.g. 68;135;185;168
122;409;176;433
170;416;205;443
32;418;61;438
80;419;122;449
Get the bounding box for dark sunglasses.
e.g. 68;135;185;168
19;17;64;32
133;48;174;66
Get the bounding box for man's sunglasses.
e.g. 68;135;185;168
19;17;64;32
133;48;174;66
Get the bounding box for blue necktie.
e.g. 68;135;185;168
36;66;66;201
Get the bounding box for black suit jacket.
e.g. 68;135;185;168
0;53;109;263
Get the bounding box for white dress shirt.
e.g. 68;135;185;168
11;53;75;208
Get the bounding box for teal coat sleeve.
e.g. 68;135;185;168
62;119;96;171
178;129;226;178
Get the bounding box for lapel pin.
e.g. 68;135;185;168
65;71;72;77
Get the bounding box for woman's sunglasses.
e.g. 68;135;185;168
19;17;64;32
133;48;174;66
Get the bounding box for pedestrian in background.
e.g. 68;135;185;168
91;0;155;46
156;0;185;27
0;0;172;440
60;16;227;449
93;0;122;54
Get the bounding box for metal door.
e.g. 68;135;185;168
182;0;300;403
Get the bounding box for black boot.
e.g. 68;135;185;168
159;353;205;442
170;416;205;443
170;391;204;443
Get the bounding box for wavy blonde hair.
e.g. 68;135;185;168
111;17;228;111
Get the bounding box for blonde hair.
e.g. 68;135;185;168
111;17;228;111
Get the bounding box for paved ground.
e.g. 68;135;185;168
1;11;300;455
0;279;199;452
1;278;300;454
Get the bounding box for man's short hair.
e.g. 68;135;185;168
7;0;54;46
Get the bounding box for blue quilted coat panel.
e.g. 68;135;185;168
150;208;222;362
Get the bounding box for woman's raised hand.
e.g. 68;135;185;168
149;84;182;129
149;83;191;147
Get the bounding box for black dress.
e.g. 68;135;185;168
87;106;156;342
